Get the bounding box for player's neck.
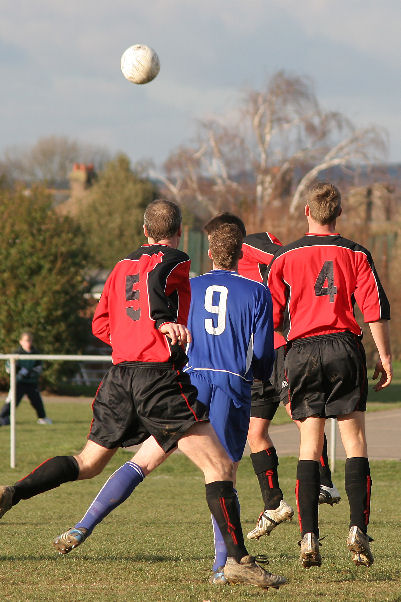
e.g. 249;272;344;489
147;234;180;249
307;218;337;235
212;262;238;271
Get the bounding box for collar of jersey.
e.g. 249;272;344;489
141;243;169;247
209;269;238;274
305;232;340;237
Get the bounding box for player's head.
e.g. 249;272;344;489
19;330;33;351
204;212;246;237
306;181;342;225
144;199;182;242
208;223;244;270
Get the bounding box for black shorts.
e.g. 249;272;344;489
88;362;209;453
285;332;368;420
250;346;287;420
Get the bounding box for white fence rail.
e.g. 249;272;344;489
0;353;338;471
0;354;112;468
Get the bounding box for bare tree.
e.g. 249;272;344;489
289;126;388;214
155;72;387;228
2;136;110;187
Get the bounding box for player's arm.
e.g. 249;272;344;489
353;251;392;390
251;287;275;380
368;320;392;390
266;255;287;332
92;279;112;346
354;250;390;322
149;254;192;344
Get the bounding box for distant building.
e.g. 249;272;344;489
56;163;96;216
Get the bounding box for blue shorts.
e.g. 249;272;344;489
187;370;251;462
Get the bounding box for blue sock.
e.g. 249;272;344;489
211;488;240;571
75;461;145;534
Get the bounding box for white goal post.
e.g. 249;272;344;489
0;354;112;468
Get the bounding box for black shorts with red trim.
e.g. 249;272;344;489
250;346;287;419
88;361;209;453
285;332;368;420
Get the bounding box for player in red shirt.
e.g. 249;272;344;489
267;182;392;568
0;200;285;589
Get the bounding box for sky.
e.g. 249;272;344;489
1;0;400;169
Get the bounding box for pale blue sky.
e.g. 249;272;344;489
1;1;400;166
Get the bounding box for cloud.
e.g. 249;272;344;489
0;0;400;164
276;0;401;63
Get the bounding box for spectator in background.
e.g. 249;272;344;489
0;330;52;426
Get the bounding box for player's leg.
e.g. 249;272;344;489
249;346;288;510
0;383;25;426
318;433;341;505
286;397;340;505
292;415;340;505
296;416;325;568
0;367;130;518
54;436;173;554
1;367;123;520
323;332;372;566
285;337;327;568
246;349;294;540
197;377;279;586
178;421;287;588
0;439;115;520
337;411;373;566
26;384;49;422
247;411;293;540
210;461;240;585
130;365;287;589
248;414;283;510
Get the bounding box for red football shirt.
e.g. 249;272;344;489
92;244;191;364
267;233;390;341
238;232;286;349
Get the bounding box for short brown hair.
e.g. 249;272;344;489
307;182;341;225
204;212;246;237
20;330;33;341
144;199;182;242
209;224;243;270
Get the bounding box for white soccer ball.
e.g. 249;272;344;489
120;44;160;85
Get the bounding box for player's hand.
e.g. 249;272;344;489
159;322;192;347
372;358;392;391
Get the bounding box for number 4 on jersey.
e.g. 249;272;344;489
315;261;337;302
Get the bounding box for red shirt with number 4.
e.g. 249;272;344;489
267;233;390;341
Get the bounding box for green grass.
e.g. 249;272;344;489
0;402;401;600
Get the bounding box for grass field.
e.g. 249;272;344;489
0;399;400;601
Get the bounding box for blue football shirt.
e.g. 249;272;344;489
185;270;274;395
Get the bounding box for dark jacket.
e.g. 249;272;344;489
6;345;43;385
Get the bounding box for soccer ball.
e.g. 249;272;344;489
120;44;160;85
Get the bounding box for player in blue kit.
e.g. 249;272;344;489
51;223;285;589
184;224;276;583
184;230;275;465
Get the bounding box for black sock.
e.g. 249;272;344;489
345;457;371;534
296;460;320;537
205;481;248;562
250;447;283;510
319;434;333;488
12;456;79;505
